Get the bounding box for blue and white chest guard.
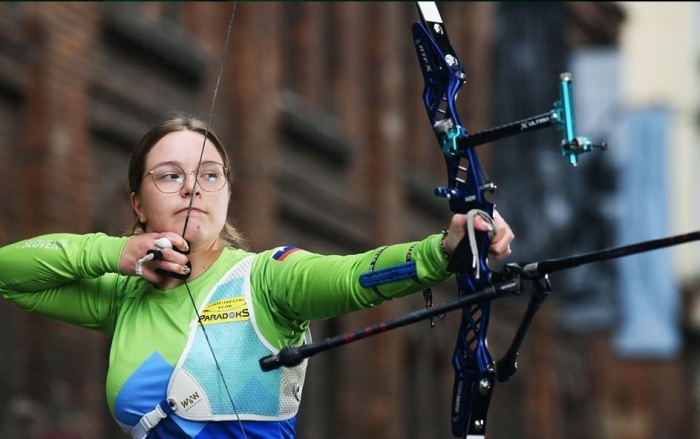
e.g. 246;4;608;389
167;255;309;421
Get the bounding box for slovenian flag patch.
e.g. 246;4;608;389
271;245;301;261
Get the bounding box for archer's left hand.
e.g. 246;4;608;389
443;209;514;260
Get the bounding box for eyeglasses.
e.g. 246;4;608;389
145;162;228;193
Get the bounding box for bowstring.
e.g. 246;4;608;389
179;3;247;437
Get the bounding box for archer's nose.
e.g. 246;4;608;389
180;173;201;197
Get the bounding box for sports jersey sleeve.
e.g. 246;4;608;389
0;233;128;333
252;233;451;324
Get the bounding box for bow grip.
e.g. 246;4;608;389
446;229;491;274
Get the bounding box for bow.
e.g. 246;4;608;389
412;4;499;436
410;3;608;436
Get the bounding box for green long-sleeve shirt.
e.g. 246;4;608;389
0;233;451;437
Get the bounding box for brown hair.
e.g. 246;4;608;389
125;112;247;250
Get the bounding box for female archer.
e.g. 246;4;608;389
0;113;514;438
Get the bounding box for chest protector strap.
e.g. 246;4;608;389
129;399;175;439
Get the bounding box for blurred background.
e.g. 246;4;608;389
0;2;699;438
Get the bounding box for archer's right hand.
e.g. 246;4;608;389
119;233;190;284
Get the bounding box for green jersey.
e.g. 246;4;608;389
0;233;451;438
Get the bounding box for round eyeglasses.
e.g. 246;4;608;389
145;163;228;193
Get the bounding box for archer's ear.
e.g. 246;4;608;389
130;192;148;224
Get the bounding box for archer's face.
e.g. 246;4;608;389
131;130;230;247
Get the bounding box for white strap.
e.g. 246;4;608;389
135;253;155;276
129;400;174;439
465;209;496;280
134;239;172;276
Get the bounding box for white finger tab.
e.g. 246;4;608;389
154;238;173;249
